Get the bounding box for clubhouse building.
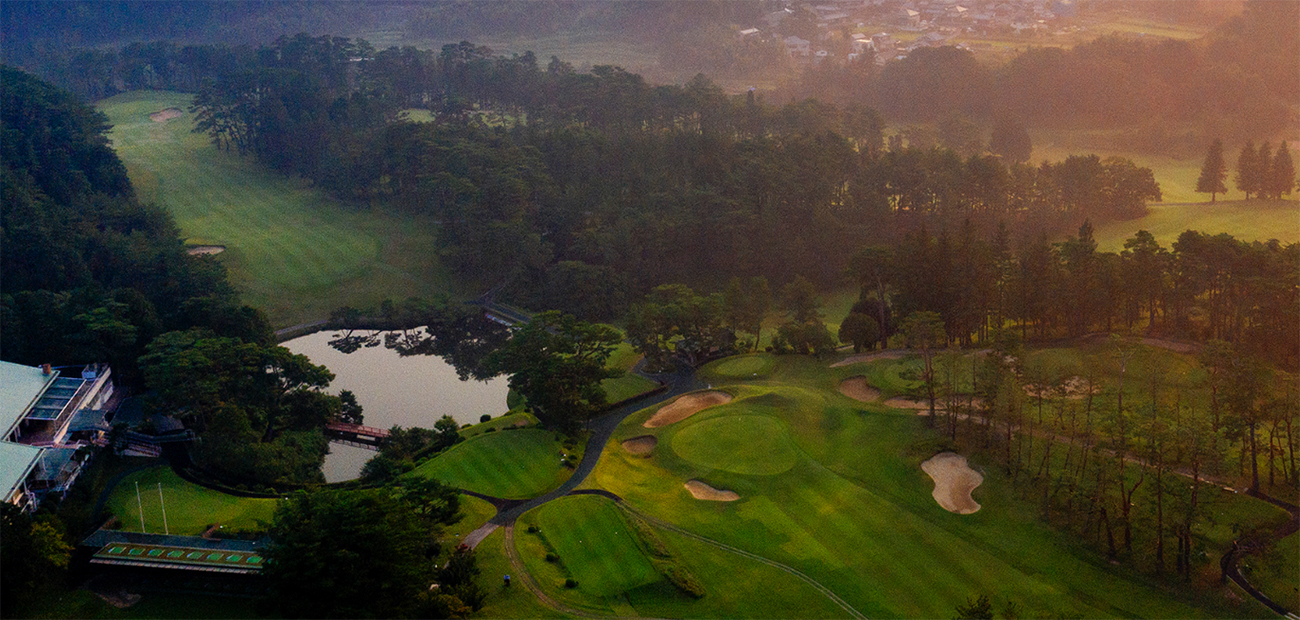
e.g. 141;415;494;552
1;360;114;512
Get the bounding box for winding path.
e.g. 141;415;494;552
459;360;868;619
463;359;702;547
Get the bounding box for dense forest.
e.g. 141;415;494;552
1;4;1296;616
0;67;271;382
0;67;351;487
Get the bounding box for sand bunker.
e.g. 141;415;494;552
831;350;906;368
684;480;739;501
644;391;732;428
150;107;183;122
921;452;983;514
837;376;881;402
621;435;657;455
186;245;225;255
884;397;928;409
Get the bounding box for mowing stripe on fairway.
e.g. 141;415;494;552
617;501;867;620
413;429;568;499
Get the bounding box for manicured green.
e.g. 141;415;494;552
601;373;660;405
575;353;1272;619
105;467;278;536
671;415;800;476
98;90;454;328
411;428;570;498
704;354;778;380
605;342;639;371
529;495;661;597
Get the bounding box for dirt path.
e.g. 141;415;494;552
464;359;866;619
501;525;615;619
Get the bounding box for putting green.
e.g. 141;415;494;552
670;415;799;475
706;354;777;379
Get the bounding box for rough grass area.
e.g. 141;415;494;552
98;90;454;328
443;494;497;543
1246;531;1299;611
19;588;261;619
105;467;277;535
474;528;570;619
411;428;570;498
575;353;1278;619
459;410;536;439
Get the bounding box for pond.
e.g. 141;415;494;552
282;328;510;482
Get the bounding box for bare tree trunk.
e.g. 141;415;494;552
1249;421;1260;493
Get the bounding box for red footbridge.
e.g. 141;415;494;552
324;422;389;450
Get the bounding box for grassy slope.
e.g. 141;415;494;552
410;428;571;498
1091;199;1300;252
98;90;454;328
475;528;573;619
570;354;1278;619
105;467;278;535
511;494;849;618
601;340;659;404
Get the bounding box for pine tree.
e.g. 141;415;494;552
1234;141;1260;199
1195;138;1228;202
1255;142;1274;198
1267;142;1295;199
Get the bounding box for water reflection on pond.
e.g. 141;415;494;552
282;327;510;482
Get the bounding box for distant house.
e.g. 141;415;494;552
764;8;794;29
784;35;812;57
850;37;875;54
2;361;114;512
738;27;761;40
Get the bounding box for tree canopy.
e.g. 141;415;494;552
262;482;471;619
484;312;622;431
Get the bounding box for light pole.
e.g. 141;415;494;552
158;482;169;535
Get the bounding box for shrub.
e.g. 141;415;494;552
658;562;706;599
545;553;558;563
485;427;497;433
564;579;578;589
480;414;491;423
627;515;671;558
527;525;540;533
